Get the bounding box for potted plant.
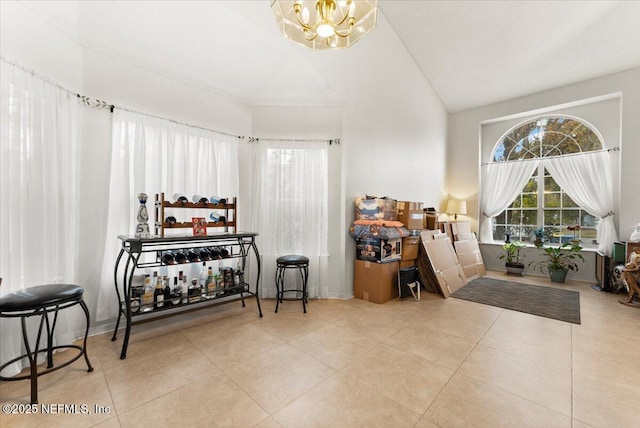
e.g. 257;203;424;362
528;242;584;283
498;241;526;276
532;227;545;247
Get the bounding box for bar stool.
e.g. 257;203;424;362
275;255;309;313
0;284;94;404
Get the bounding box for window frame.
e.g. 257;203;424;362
490;115;603;246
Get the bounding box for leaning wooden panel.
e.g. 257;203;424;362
454;239;487;280
437;265;467;296
457;252;480;280
424;238;459;271
417;241;440;294
421;236;468;298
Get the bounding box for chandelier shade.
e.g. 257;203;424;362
271;0;377;50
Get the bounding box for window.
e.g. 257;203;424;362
491;116;602;245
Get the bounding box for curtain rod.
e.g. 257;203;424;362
2;55;244;140
481;146;620;166
248;137;341;145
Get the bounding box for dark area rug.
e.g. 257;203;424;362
452;277;581;324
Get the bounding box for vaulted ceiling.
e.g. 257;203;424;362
18;0;640;113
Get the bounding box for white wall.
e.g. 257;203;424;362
300;15;449;295
448;67;640;281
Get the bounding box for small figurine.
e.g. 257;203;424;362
135;192;151;238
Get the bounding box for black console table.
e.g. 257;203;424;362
112;232;262;359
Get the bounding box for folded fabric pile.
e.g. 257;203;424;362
351;196;410;240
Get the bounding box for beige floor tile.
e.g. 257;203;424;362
117;371;268;428
458;345;572;416
288;324;380;370
223;343;336;413
194;323;284;369
253;417;283;428
572;327;640;393
332;308;411;342
341;343;454;414
571;420;595;428
300;299;362;322
250;311;328;342
414;418;441;428
272;373;420;428
480;310;572;371
102;337;217;414
424;373;571;428
385;325;475;371
0;371;115;428
573;374;640;428
90;416;122;428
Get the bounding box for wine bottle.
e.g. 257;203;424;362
172;276;182;305
187;249;201;263
199;262;208;297
154;276;164;309
198;247;212;261
207;267;214;297
164;276;171;305
188;278;200;303
142;274;154;309
209;213;226;224
209;196;227;205
162;251;176;265
181;271;189;302
174;250;188;264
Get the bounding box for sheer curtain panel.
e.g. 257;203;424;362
97;110;239;321
0;61;81;376
480;159;540;242
252;140;329;298
543;151;618;256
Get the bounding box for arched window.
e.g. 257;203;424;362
491;116;603;245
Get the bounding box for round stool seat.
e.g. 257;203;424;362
276;255;310;265
0;283;93;404
0;284;84;312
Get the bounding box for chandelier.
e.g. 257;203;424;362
271;0;378;50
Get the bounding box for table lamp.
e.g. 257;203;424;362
446;199;467;221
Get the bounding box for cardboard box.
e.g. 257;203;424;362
401;236;420;260
398;201;424;230
354;197;398;221
356;237;402;263
354;260;399;304
400;259;417;269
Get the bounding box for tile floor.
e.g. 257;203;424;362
1;271;639;427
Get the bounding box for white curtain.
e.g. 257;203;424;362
97;110;239;321
0;61;81;376
543;151;618;256
480;159;540;242
252;140;329;298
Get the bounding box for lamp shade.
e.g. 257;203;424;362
446;200;467;216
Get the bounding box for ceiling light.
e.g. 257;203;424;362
271;0;377;50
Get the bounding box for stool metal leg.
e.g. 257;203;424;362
79;300;94;373
298;266;307;313
275;265;283;313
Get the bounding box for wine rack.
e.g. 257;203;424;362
112;232;262;360
154;192;237;238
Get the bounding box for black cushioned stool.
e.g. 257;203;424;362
0;284;93;404
275;255;309;313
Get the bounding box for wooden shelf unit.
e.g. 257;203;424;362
154;192;237;237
